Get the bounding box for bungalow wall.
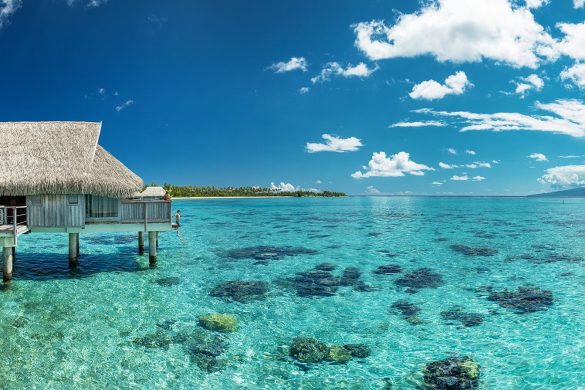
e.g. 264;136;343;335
25;195;172;230
27;195;85;228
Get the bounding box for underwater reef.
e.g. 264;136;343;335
209;280;270;303
422;355;480;389
450;244;498;257
373;264;402;275
395;268;444;292
198;313;237;333
487;286;553;313
391;300;423;325
288;337;370;364
223;246;318;263
440;307;484;327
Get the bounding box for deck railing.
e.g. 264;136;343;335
120;200;172;230
0;206;27;245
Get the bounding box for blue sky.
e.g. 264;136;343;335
1;0;585;195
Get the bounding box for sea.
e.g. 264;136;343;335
1;197;584;389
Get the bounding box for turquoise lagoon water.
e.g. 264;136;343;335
1;197;585;389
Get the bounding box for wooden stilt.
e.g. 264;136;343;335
3;246;13;282
76;234;80;256
148;231;157;265
69;233;78;266
138;231;145;254
156;232;159;249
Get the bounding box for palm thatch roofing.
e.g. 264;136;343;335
133;186;165;199
0;122;143;198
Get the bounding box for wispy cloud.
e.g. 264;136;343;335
147;14;167;27
311;62;378;83
306;134;363;153
465;149;476;155
389;120;446;128
352;151;434;178
67;0;108;7
0;0;21;29
440;161;491;169
412;99;585;138
268;57;307;73
450;175;469;181
299;87;309;94
409;71;472;100
115;100;134;112
448;148;457;155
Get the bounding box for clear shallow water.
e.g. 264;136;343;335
1;197;585;389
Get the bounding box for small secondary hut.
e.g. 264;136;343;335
0;122;172;282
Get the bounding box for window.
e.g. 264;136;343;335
68;195;79;205
85;195;118;218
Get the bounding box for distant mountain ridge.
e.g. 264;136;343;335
529;187;585;197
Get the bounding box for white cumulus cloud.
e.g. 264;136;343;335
311;62;378;83
560;63;585;89
270;182;298;192
575;0;585;8
409;71;472;100
352;151;434;178
472;175;486;181
528;152;548;162
526;0;549;8
306;134;363;153
556;22;585;61
366;185;381;194
352;0;557;68
299;87;310;94
465;149;476;155
514;74;544;97
448;148;457;155
538;165;585;187
269;57;308;73
413;99;585;138
451;175;469;181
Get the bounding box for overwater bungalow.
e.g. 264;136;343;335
0;121;173;282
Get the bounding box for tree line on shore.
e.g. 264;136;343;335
152;184;346;198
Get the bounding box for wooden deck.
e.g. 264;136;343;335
0;225;29;237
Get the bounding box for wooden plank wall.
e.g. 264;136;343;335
120;201;171;223
27;195;85;228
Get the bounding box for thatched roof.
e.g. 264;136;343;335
133;186;165;199
0;122;143;198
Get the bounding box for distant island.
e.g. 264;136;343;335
529;187;585;198
155;184;346;198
